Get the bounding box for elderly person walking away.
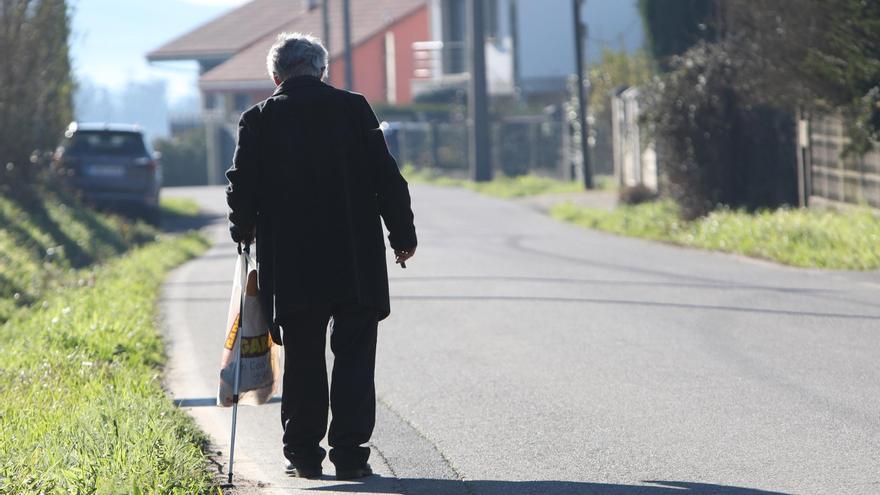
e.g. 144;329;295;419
225;32;417;480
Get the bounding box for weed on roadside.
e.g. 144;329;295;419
0;233;214;494
552;200;880;270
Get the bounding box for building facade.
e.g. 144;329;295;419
147;0;641;183
148;0;431;183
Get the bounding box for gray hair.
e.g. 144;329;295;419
266;32;328;82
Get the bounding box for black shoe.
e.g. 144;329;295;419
335;463;373;480
285;461;322;479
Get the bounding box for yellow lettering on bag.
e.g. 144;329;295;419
224;314;240;350
240;334;270;358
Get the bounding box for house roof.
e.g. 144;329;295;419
197;0;427;90
147;0;311;61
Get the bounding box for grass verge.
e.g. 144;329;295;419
0;232;213;493
160;197;201;218
551;200;880;270
401;165;592;197
0;190;158;323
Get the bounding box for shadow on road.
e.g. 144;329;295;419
173;396;282;407
388;275;841;294
161;209;223;234
164;279;230;287
391;295;880;320
308;477;791;495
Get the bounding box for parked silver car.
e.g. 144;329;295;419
56;123;162;223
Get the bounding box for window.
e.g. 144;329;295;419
204;92;218;110
66;131;147;156
234;93;251;112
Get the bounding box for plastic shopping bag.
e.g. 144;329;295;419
217;249;282;406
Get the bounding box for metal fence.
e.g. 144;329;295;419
386;117;569;179
807;114;880;208
386;122;468;173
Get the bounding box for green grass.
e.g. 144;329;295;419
402;165;586;197
0;232;213;494
160;197;201;218
0;190;216;492
593;174;617;191
0;191;157;323
551;200;880;270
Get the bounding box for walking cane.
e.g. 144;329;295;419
227;242;249;485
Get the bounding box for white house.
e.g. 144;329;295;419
415;0;642;99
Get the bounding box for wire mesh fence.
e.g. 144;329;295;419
385;118;570;179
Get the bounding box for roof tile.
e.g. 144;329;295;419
147;0;313;61
198;0;426;87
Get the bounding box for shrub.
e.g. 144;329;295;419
619;184;659;205
643;42;798;220
154;128;208;187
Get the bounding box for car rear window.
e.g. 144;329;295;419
66;131;147;156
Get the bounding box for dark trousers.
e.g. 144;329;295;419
279;304;378;469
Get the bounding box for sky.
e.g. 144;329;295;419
70;0;248;106
69;0;642;139
71;0;643;105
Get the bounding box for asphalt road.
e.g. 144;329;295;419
161;185;880;495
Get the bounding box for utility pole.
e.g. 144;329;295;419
572;0;593;189
322;0;331;57
343;0;354;90
467;0;492;182
509;0;520;92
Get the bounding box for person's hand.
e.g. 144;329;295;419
394;246;416;268
230;224;255;245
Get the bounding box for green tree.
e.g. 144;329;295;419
638;0;718;70
724;0;880;153
640;0;880;218
154;128;208;187
0;0;74;193
588;48;653;114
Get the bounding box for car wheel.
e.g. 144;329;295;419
144;206;161;227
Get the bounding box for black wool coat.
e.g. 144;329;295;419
225;76;417;333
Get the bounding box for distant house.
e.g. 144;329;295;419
149;0;431;102
147;0;641;183
148;0;431;183
421;0;645;100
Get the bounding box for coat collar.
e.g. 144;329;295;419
273;75;326;96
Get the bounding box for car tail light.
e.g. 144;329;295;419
135;157;159;171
